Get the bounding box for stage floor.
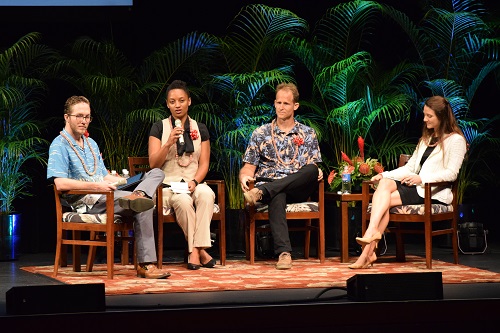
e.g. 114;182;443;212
3;240;500;311
2;241;500;330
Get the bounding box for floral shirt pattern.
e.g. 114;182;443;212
243;119;322;180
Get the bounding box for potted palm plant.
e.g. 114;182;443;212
0;32;52;260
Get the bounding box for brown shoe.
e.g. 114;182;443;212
137;263;171;279
244;188;263;206
276;252;292;270
119;191;154;212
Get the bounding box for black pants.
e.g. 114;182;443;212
257;164;319;255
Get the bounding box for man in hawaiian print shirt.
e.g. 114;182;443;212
239;83;323;270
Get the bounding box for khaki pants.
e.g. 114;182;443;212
162;183;215;253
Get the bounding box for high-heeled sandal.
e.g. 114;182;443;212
356;231;382;247
348;253;377;269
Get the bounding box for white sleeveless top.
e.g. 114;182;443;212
160;117;201;185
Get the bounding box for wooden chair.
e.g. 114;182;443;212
361;154;459;269
244;179;325;264
53;186;135;279
127;157;226;267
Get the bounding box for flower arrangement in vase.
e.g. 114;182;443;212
327;136;384;192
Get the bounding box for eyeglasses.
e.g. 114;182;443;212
68;114;93;122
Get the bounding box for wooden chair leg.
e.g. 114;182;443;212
318;217;325;263
121;237;130;265
72;231;82;272
394;225;406;262
218;220;226;266
425;223;433;269
249;217;256;264
61;242;68;267
157;222;164;268
304;219;311;259
87;231;97;272
106;236;114;279
244;218;250;261
54;233;62;277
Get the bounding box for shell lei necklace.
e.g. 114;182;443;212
60;131;98;176
270;119;301;166
170;116;194;167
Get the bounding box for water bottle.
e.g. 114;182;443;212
341;166;351;194
121;169;130;179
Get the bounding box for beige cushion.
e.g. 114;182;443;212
62;212;122;224
367;203;453;215
255;202;319;213
64;203;222;222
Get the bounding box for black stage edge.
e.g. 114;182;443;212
347;272;443;301
6;283;105;315
1;299;499;331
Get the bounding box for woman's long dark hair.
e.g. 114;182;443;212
420;96;464;149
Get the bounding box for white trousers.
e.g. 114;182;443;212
162;183;215;253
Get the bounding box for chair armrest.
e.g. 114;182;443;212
52;186;116;225
55;189;114;196
360;180;378;232
361;179;375;194
423;180;458;207
423;181;454;187
205;180;225;208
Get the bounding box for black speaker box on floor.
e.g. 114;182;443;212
347;272;443;301
6;283;105;315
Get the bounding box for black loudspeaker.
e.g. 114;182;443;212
458;222;487;253
6;283;105;315
347;272;443;301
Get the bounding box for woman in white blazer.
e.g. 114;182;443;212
349;96;467;269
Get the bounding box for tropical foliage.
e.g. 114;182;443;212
197;5;313;209
381;0;500;203
0;32;53;213
3;0;500;214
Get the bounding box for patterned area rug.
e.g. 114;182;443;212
21;256;500;296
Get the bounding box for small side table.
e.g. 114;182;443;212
325;192;363;263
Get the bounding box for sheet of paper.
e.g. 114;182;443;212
170;181;191;194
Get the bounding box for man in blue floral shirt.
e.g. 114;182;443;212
47;96;170;279
239;83;323;270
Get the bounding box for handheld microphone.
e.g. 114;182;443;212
174;119;185;145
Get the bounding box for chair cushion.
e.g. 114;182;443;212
367;203;453;215
62;212;122;224
255;202;319;213
163;204;220;216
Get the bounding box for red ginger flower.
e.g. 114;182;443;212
340;151;353;166
358;136;365;161
327;170;336;185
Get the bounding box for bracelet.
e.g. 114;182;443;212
192;179;199;186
